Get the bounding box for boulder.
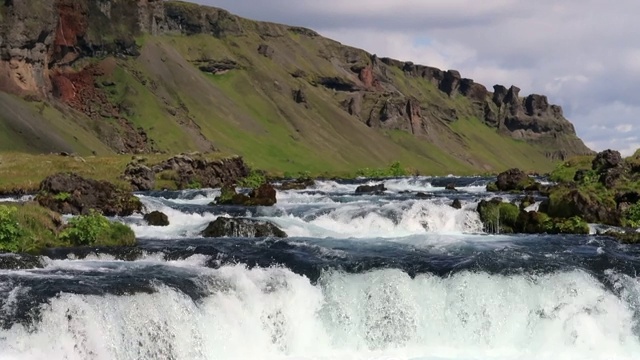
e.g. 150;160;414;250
215;183;277;206
592;149;622;173
547;186;620;226
599;166;626;188
124;161;155;191
445;183;457;191
248;183;277;206
493;168;539;192
477;198;519;233
202;217;287;238
451;199;462;209
416;192;432;199
35;173;142;216
277;178;315;190
143;211;169;226
355;184;386;194
258;44;275;58
0;253;44;270
154;155;249;189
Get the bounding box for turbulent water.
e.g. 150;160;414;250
2;176;640;360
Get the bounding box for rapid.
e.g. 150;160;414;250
1;176;640;360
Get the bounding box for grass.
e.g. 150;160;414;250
0;152;229;193
549;155;594;182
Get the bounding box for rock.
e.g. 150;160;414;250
143;211;169;226
277;178;315;190
258;44;275;58
477;198;519;233
201;217;287;238
355;184;386;194
248;183;277;206
486;182;499;192
416;192;431;199
445;183;456;191
35;173;142;216
592;149;622;173
451;199;462;209
599;166;626;188
292;89;307;104
215;183;277;206
493;168;539;192
547;186;620;226
616;191;640;212
154;155;249;189
573;169;592;183
0;253;44;270
197;59;239;74
124;161;155;191
438;70;461;96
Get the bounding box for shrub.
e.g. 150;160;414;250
355;161;408;178
0;205;22;252
239;170;266;189
59;210;135;247
53;192;71;201
624;203;640;228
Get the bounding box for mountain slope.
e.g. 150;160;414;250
0;0;592;174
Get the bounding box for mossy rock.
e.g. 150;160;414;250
547;185;618;225
477;198;519;233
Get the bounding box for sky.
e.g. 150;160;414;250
197;0;640;155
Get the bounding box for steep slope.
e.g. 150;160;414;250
0;0;592;174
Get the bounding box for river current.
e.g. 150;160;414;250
1;176;640;360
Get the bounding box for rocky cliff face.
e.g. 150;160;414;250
0;0;592;172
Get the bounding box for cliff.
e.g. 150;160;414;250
0;0;593;173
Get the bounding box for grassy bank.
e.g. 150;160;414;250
0;152;229;194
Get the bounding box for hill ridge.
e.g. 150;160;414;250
0;0;592;173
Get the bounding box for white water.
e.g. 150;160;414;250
1;263;639;360
129;181;484;240
3;178;635;360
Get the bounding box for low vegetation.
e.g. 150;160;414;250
0;203;135;253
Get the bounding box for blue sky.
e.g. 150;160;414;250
196;0;640;155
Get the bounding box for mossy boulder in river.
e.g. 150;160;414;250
477;198;520;233
487;168;539;192
201;217;287;238
215;183;277;206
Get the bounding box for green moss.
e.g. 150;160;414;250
549;156;593;183
478;200;519;233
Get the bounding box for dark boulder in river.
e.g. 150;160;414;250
143;211;170;226
36;173;142;216
202;217;287;238
355;183;386;194
215;183;277;206
489;168;539;192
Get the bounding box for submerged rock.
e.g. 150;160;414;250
276;178;315;190
0;253;44;270
355;183;386;194
451;199;462;209
201;217;287;238
143;211;170;226
35;173;142;216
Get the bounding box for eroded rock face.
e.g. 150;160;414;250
36;173;142;216
201;217;287;238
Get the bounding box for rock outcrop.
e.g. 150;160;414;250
0;0;592;168
35;173;142;216
201;217;287;238
153;155;249;190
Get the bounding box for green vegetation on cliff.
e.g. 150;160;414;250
0;0;592;175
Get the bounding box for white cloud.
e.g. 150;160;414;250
197;0;640;155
